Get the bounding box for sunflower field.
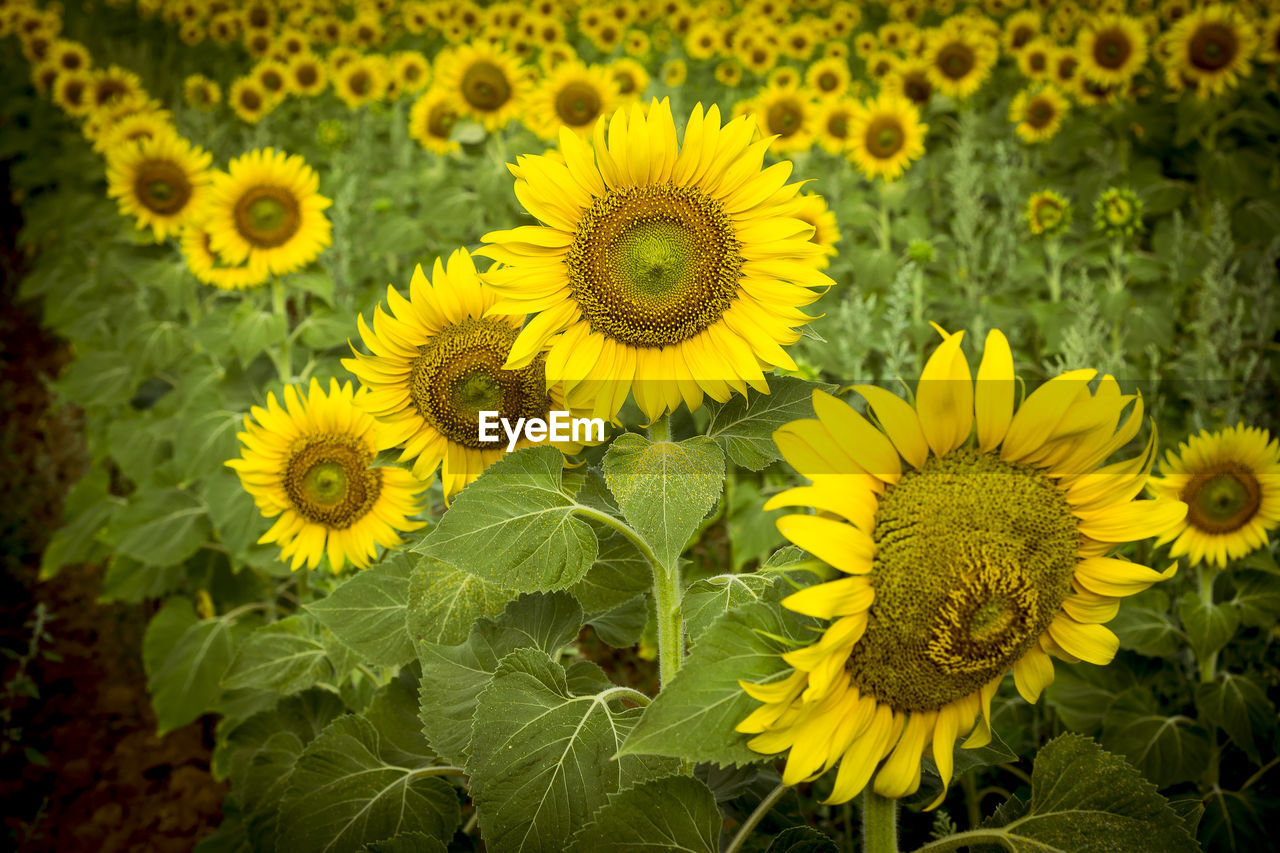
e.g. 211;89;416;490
3;0;1280;850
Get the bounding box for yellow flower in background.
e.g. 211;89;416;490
183;74;221;110
661;58;687;87
882;59;935;108
1018;36;1057;81
392;51;432;95
1077;14;1149;87
180;221;271;291
1161;3;1258;98
526;61;620;140
1026;189;1072;236
749;83;818;154
739;326;1186;805
89;65;143;109
342;249;591;501
848;93;928;182
227;378;428;572
1009;85;1070;144
479;99;833;423
434;40;529;131
924;20;998;99
333;56;386;109
806;56;852;99
253;58;290;101
1149;424;1280;568
203;147;332;276
287;53;329;97
52;69;94;116
609;57;650;101
229;77;273;124
408;88;461;155
106;131;212;242
790;193;841;269
813;97;857;154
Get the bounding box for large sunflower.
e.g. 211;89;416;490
106;132;212;242
738;326;1187;805
434;40;529;131
1161;3;1258;98
203;147;332;277
526;61;620;141
227;378;427;572
342;248;591;500
478;99;833;423
1149;424;1280;568
848;93;928;182
1077;14;1149;88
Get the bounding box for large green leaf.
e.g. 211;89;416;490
1100;687;1211;788
619;595;817;766
214;688;345;784
1229;569;1280;628
147;612;249;734
1177;592;1239;662
1109;588;1182;658
40;467;118;578
203;468;272;562
682;572;778;646
570;533;651;614
1043;661;1138;733
568;776;721;853
241;730;305;851
115;487;211;568
406;554;512;646
415;446;597;591
177;409;242;483
704;377;833;470
364;667;437;768
468;647;677;853
222;615;330;695
602;433;725;568
307;554;416;667
230;305;287;367
767;826;840;852
1194;673;1274;763
416;592;583;766
278;715;461;853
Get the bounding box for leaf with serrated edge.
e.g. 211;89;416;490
148;614;245;735
222;615;329;695
568;776;720;853
683;573;777;646
406;554;512;646
1194;673;1274;764
766;826;840;853
705;377;835;470
1101;687;1210;788
305;553;415;666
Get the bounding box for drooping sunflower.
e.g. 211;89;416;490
1077;14;1149;87
408;88;461;155
478;99;833;423
203;148;332;276
1161;3;1258;98
434;41;529;131
226;378;428;572
106;132;212;242
342;249;593;500
924;21;998;100
1009;85;1070;144
1149;424;1280;568
738;327;1187;805
848;93;928;182
527;61;620;141
749;84;818;154
1026;189;1072;237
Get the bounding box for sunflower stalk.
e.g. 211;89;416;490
271;275;293;382
1196;566;1217;684
862;790;898;853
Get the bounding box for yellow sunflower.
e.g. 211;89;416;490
738;326;1187;805
1161;3;1259;98
527;61;620;141
96;109;174;153
183;74;222;110
434;40;529;131
333;56;386;109
203;148;332;277
1017;36;1056;81
1002;9;1042;54
392;51;431;95
106;133;212;242
813;97;857;154
408;88;461;155
662;59;688;87
89;65;144;109
750;84;819;154
287;53;329;97
180;221;272;291
1077;14;1149;87
229;77;273;124
253;59;291;100
342;249;593;501
789;193;841;269
610;57;650;100
478;99;833;423
806;56;852;98
1009;85;1070;144
924;20;998;100
848;93;928;182
881;59;935;107
52;70;95;117
226;378;428;572
1149;424;1280;568
1026;189;1072;237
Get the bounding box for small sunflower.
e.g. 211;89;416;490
848;93;928;182
1149;424;1280;568
253;59;291;100
287;53;329;97
1009;85;1070;144
1051;46;1082;89
408;88;462;155
333;56;386;109
1094;187;1143;239
1078;14;1149;87
52;70;94;117
89;65;144;109
478;100;833;423
226;378;428;572
813;97;858;154
750;84;818;154
924;21;998;100
662;59;688;87
106;133;212;242
1017;36;1056;81
183;74;222;110
229;77;273;124
806;56;852;98
609;57;650;101
1162;3;1258;98
882;59;935;107
527;61;620;140
1026;189;1072;237
790;193;841;269
180;221;271;291
434;41;529;131
716;60;745;88
203;148;332;276
738;326;1186;805
1002;9;1042;54
393;51;432;95
342;249;591;501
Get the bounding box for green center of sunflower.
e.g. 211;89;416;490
866;116;905;158
297;65;318;87
462;61;512;111
135;160;193;215
1094;29;1132;70
818;72;838;91
235;187;302;248
1104;195;1133;225
1182;466;1261;533
284;434;381;528
428;103;458;138
845;449;1080;712
555;81;603;126
828;113;849;137
409;318;551;448
567;184;743;347
937;42;975;79
1189;23;1236;71
1029;51;1047;71
1035;200;1064;230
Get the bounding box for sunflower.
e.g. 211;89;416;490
180;221;272;290
716;60;745;88
662;59;688;87
1149;424;1280;568
229;77;273;123
226;378;428;572
1093;187;1143;238
848;93;928;182
183;74;222;110
478;99;833;423
806;56;851;98
287;53;329;96
203;148;332;277
393;51;431;94
1051;46;1082;89
106;133;212;242
813;97;857;154
737;327;1187;805
52;70;94;117
253;59;291;100
750;84;818;154
1009;85;1070;144
1161;3;1258;98
1002;9;1042;54
527;61;620;141
334;56;386;109
1018;36;1056;81
686;20;722;60
1260;16;1280;65
409;88;461;155
790;194;841;269
1078;14;1149;87
1026;189;1071;237
434;41;528;131
924;21;998;99
610;57;650;101
49;38;89;73
90;66;144;109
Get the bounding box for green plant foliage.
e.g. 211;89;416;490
704;377;834;470
568;776;722;853
306;555;417;667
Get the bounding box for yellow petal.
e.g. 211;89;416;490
975;329;1014;453
916;328;973;458
852;385;930;470
1047;616;1118;664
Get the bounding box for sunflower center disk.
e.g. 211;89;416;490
284;435;381;528
1190;24;1236;70
567;185;743;347
868;118;905;157
555;82;602;126
1095;31;1131;69
235;187;301;248
462;61;511;110
846;449;1081;712
1184;466;1261;533
409;318;551;448
939;43;975;79
135;160;192;215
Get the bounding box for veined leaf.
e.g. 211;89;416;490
1177;592;1239;661
704;377;835;470
222;614;330;695
1101;687;1210;788
307;553;416;667
147;611;249;734
115;488;211;568
1110;588;1182;658
406;554;512;647
766;826;840;852
568;776;721;853
1194;673;1274;764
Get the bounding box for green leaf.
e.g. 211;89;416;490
241;730;305;850
406;554;512;647
417;592;583;766
586;593;651;647
1194;673;1274;763
619;595;817;766
364;667;437;768
144;596;198;678
115;488;211;568
278;715;461;853
40;468;117;578
704;377;834;470
1101;687;1211;787
50;349;135;408
728;480;787;571
1201;787;1274;853
570;533;651;614
364;833;447;853
100;555;184;604
298;307;356;350
766;826;840;853
1177;592;1239;661
1043;661;1139;733
682;573;778;646
468;647;677;853
1230;569;1280;628
177;409;242;483
231;305;287;367
214;688;345;784
307;554;416;667
148;613;247;734
603;433;725;568
568;776;721;853
107;416;165;486
974;734;1199;853
416;446;597;591
286;270;335;305
203;468;271;560
1110;588;1182;658
222;615;330;695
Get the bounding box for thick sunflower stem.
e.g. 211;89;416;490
862;790;898;853
272;276;293;382
650;413;671;443
652;555;684;689
1045;237;1063;303
1198;565;1218;684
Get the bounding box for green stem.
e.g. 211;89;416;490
862;791;898;853
1198;566;1218;684
649;413;671;442
724;782;788;853
272;276;293;382
1046;238;1063;303
961;770;981;830
878;192;892;255
911;829;1017;853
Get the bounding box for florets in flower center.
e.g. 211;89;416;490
284;434;381;528
234;186;301;247
1183;465;1261;533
